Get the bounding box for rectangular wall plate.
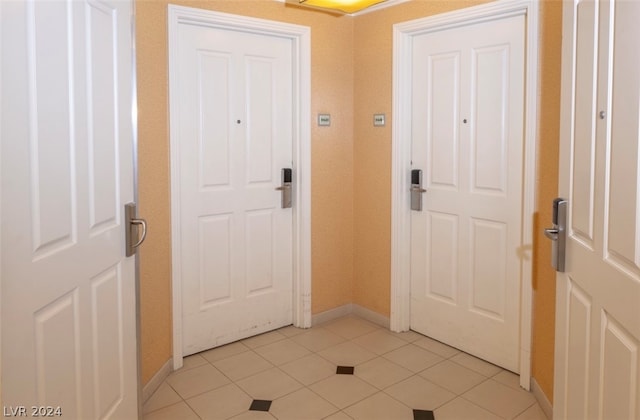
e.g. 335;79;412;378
373;114;386;126
318;114;331;126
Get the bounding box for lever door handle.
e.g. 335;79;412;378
543;227;559;240
411;185;427;193
411;169;426;211
277;168;293;208
544;198;567;272
125;203;147;257
131;218;147;249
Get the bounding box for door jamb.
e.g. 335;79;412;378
167;5;312;370
390;0;538;389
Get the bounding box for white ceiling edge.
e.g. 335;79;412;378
351;0;412;16
274;0;413;17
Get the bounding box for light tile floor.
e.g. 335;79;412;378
143;315;548;420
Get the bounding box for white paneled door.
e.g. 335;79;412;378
554;1;640;418
174;20;294;356
410;14;525;372
1;0;138;418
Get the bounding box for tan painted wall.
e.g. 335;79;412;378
138;0;563;403
137;0;355;384
531;0;562;402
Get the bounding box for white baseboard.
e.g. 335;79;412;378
531;377;553;419
142;358;173;403
311;303;391;329
312;304;353;325
352;304;390;329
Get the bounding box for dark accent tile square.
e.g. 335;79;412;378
413;409;435;420
249;399;272;412
336;365;355;375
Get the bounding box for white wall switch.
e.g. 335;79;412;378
318;114;331;126
373;114;386;126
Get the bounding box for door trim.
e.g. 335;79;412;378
390;0;538;389
167;5;312;370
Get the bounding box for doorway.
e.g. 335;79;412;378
168;5;312;369
390;0;539;389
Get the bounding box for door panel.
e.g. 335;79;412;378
426;212;458;303
199;52;232;189
177;23;294;356
410;14;525;372
555;0;640;418
472;46;509;193
427;53;460;190
1;0;138;417
470;219;507;320
563;280;590;420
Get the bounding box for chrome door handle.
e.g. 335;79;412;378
277;168;292;208
125;203;147;257
543;228;559;240
411;169;426;211
544;198;567;272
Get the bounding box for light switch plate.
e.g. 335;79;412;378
318;114;331;126
373;114;386;126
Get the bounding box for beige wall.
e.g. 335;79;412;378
137;0;563;403
532;0;562;402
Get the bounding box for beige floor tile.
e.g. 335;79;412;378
236;367;302;400
291;328;346;352
309;374;378;409
322;316;379;339
142;382;182;414
213;350;273;381
419;360;487;395
279;354;336;386
143;401;200;420
463;379;537;419
253;338;311;366
514;403;549;420
269;388;339;420
383;344;443;372
145;317;533;420
354;357;413;389
344;392;414;420
186;383;252;419
201;341;250;363
229;410;276;419
412;336;461;358
318;341;377;366
385;375;455;410
450;352;502;377
277;325;306;338
392;330;423;343
181;354;210;370
166;363;230;399
322;412;353;420
352;330;407;355
435;397;502;420
241;330;287;349
493;370;523;390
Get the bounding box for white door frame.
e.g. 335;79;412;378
390;0;538;389
168;5;311;369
